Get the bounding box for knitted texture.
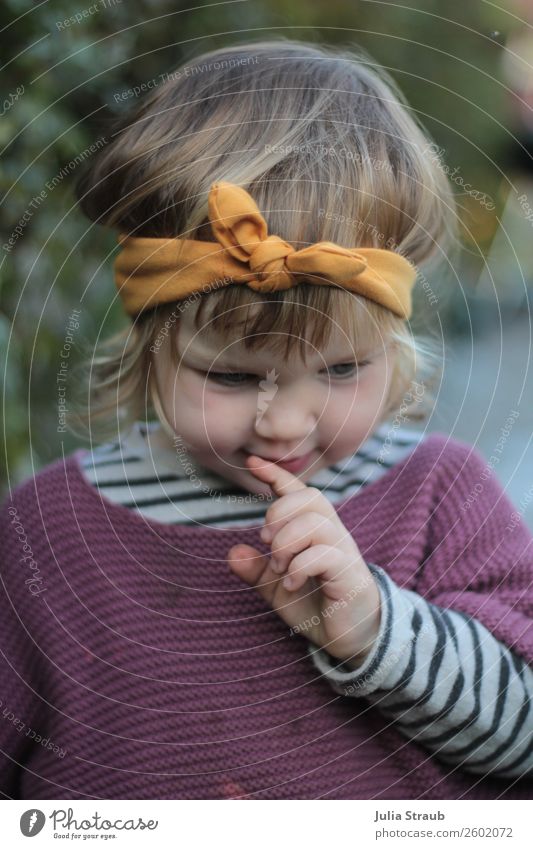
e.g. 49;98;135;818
0;433;531;800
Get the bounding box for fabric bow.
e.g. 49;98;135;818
208;182;369;292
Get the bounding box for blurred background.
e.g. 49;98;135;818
1;0;532;527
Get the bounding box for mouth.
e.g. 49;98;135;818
245;449;315;473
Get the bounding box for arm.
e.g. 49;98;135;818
0;594;44;798
309;563;533;779
0;503;45;798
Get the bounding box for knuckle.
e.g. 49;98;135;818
310;511;332;526
265;504;280;524
274;526;295;548
276;526;305;555
306;487;334;513
288;558;306;579
295;511;320;530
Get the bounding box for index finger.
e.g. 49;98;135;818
245;454;308;497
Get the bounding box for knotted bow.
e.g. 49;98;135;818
208;182;369;293
114;181;417;317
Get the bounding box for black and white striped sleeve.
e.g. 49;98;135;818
307;563;533;779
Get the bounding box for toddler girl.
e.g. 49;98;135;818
1;39;532;800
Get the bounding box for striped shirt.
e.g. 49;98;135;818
311;565;533;779
77;421;533;779
78;419;421;526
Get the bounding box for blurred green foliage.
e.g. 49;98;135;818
0;0;518;494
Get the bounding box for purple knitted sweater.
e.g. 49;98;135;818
1;433;532;800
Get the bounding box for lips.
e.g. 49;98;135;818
247;450;314;473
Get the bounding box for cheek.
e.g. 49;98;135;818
321;378;386;438
173;379;252;441
158;372;207;434
169;373;220;418
326;396;360;438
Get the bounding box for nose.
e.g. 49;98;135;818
254;382;317;443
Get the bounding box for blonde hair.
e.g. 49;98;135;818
71;37;456;443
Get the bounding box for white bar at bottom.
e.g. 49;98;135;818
3;799;531;848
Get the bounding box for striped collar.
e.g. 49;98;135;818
78;420;423;527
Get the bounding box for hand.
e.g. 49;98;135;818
226;455;382;669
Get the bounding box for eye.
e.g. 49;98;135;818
323;360;369;379
206;371;255;386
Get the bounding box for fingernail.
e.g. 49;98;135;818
283;575;293;589
260;527;272;542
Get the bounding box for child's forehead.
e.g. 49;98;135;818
176;314;381;367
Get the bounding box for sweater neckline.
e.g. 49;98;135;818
66;444;401;540
66;448;358;538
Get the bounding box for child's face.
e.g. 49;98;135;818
152;304;397;497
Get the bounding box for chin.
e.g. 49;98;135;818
204;459;272;498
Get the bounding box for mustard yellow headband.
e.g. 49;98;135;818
114;181;417;318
